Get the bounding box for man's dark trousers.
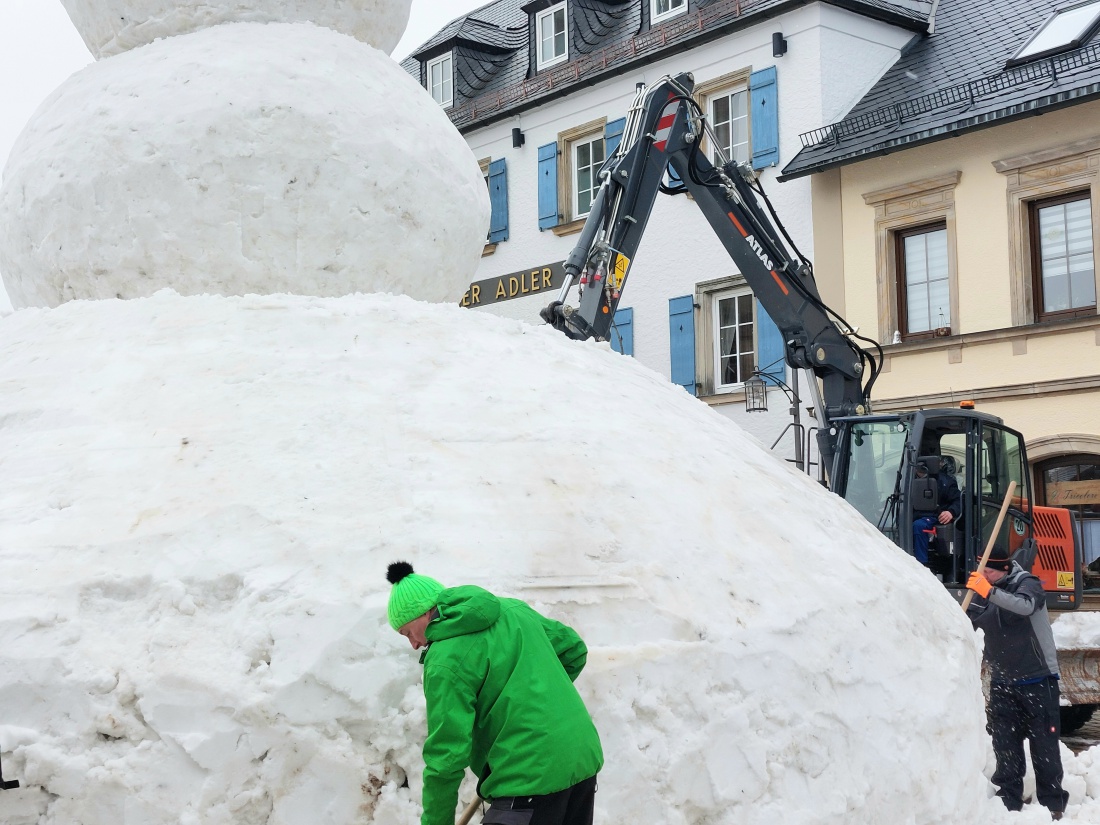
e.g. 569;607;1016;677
482;775;597;825
987;678;1069;814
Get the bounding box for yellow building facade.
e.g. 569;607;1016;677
806;101;1100;575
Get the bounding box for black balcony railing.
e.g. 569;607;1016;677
799;40;1100;150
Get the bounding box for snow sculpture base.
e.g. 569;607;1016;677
60;0;413;57
0;24;486;307
0;292;994;824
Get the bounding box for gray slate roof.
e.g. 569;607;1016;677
780;0;1100;179
401;0;933;133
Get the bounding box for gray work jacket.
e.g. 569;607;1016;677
969;563;1059;685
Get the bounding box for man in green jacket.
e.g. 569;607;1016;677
386;562;603;825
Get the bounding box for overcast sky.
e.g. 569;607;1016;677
0;0;489;175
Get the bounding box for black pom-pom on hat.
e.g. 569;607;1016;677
387;561;415;585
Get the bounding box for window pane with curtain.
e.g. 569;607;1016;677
1035;195;1095;316
710;90;749;166
900;225;949;334
538;6;567;66
654;0;686;18
574;136;605;218
716;291;755;387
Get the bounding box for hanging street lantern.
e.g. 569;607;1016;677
744;374;768;412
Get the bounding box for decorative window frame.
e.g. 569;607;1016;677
535;3;569;70
694;273;753;397
693;68;752;167
652;0;688;25
427;53;453;109
553;117;606;236
995;137;1100;326
862;171;961;344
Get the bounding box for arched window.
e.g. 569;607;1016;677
1037;454;1100;585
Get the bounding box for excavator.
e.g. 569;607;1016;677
539;72;1095;732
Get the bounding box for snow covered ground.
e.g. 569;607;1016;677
0;291;1096;823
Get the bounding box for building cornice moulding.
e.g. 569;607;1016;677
993;135;1100;174
861;171;961;206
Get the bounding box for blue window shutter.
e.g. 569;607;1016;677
756;299;785;383
611;307;634;356
669;296;696;395
750;66;779;170
488;158;509;243
605;117;627;157
667;162;683;187
537;142;559;230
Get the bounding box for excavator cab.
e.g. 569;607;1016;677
831;409;1081;611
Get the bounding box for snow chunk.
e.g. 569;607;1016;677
1053;611;1100;648
60;0;412;57
0;24;487;308
0;292;999;823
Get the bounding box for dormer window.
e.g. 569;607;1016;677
652;0;687;24
1009;0;1100;65
536;3;568;69
428;54;453;108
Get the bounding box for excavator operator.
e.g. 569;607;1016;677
912;459;961;565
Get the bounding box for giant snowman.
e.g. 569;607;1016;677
0;3;1003;824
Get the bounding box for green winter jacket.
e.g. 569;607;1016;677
419;585;603;825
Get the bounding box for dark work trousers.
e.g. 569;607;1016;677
482;775;597;825
987;678;1069;814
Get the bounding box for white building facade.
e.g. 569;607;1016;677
403;0;927;471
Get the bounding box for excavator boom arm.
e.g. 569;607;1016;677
541;73;873;466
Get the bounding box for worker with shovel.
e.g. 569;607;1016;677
966;544;1068;820
386;562;603;825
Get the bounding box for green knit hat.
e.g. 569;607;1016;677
386;561;444;630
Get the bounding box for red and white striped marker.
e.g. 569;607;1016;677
653;94;679;152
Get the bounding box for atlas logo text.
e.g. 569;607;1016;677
743;234;774;271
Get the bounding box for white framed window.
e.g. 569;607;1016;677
537;4;568;69
693;70;752;169
652;0;687;24
709;87;750;166
572;134;605;219
713;287;755;389
427;54;453;108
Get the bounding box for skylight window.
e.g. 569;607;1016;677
1010;0;1100;64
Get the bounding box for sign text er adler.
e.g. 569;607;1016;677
460;261;566;308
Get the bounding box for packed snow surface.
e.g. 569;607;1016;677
0;289;1044;824
60;0;413;57
0;23;487;308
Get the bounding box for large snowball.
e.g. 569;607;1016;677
0;292;998;824
60;0;412;57
0;24;487;307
